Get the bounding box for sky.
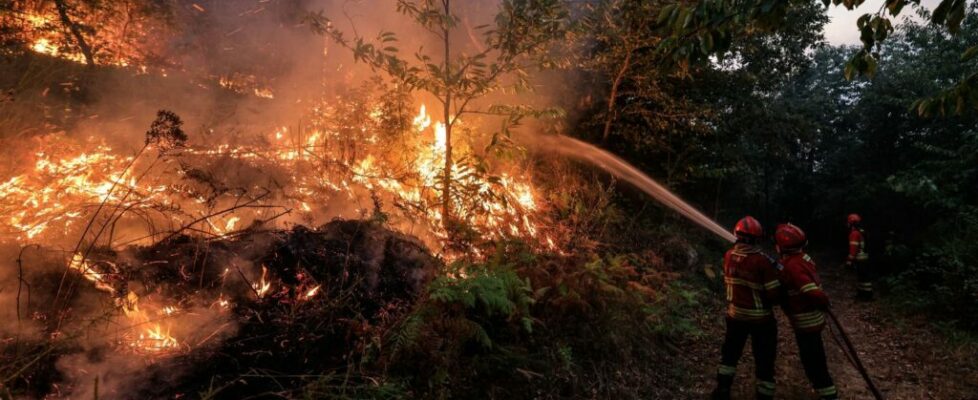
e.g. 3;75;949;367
823;0;941;45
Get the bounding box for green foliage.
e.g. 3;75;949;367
645;281;706;338
427;264;535;347
655;0;978;115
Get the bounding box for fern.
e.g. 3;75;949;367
388;314;423;357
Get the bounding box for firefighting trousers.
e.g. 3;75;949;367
716;318;777;397
795;330;838;399
855;260;873;299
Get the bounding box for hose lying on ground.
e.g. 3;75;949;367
826;308;886;400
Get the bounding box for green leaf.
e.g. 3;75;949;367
657;4;677;25
703;264;717;280
844;60;857;81
699;32;714;54
886;0;906;15
932;0;952;25
947;0;966;34
864;53;878;78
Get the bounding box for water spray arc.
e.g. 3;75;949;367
530;135;736;243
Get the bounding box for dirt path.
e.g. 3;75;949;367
684;251;978;399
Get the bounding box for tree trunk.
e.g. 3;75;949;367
441;0;453;233
602;48;632;142
54;0;95;67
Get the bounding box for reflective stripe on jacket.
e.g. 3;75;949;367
848;229;869;261
723;244;780;322
779;252;829;332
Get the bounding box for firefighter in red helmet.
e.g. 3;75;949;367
847;213;872;300
712;216;780;400
775;223;839;400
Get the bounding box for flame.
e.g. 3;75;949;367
132;324;179;353
304;285;321;299
68;253;116;294
223;216;241;233
413;104;432;132
253;88;275;99
253;266;272;299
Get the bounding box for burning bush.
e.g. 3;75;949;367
2;219;440;398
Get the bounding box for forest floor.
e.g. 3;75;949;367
681;250;978;400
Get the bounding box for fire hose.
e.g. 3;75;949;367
760;253;885;399
826;308;886;400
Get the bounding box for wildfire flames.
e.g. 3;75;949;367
0;104;549;247
2;101;552;359
3;0;555;368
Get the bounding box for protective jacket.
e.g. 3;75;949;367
723;243;780;322
779;252;829;332
848;228;869;262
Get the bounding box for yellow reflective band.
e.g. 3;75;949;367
756;381;775;395
800;283;819;293
791;310;825;328
816;386;838;396
763;280;781;290
728;305;772;316
849;241;861;245
803;254;813;262
718;364;737;376
793;310;823;319
794;316;825;325
725;277;763;290
795;317;826;328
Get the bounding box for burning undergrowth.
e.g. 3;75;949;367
0;100;552;254
0;1;710;398
5;219;439;398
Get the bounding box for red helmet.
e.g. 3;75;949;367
775;223;807;250
847;213;862;225
734;216;763;238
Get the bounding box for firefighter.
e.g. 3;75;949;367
712;216;781;400
847;213;872;300
775;223;839;400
